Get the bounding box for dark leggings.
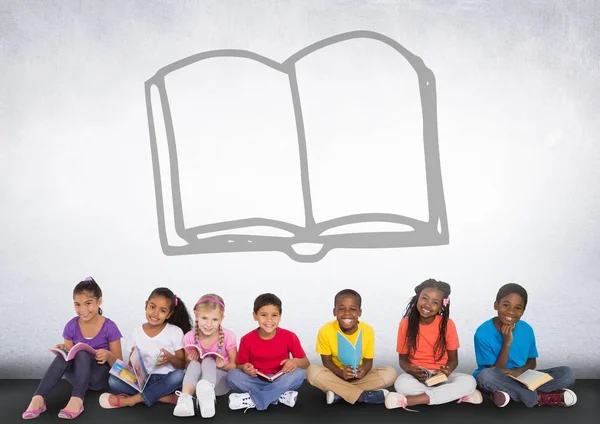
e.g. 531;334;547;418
34;351;110;400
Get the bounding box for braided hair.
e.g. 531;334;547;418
194;294;226;350
403;279;451;362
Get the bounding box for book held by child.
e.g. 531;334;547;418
416;366;448;387
337;329;363;376
507;369;553;391
49;343;97;361
108;346;157;393
183;344;225;360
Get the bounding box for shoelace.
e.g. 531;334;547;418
538;392;563;406
242;397;255;414
175;391;195;402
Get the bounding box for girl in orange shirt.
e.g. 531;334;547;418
385;279;481;411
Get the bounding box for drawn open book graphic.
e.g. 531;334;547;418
109;346;156;393
49;343;96;361
337;329;362;373
183;344;225;360
508;369;553;391
145;30;448;263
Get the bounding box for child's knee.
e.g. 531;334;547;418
306;365;327;385
394;373;418;393
476;367;502;386
377;366;398;386
556;366;575;386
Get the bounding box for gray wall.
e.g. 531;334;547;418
1;0;599;378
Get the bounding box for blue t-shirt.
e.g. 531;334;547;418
473;318;538;378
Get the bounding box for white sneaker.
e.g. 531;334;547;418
279;391;298;407
384;392;417;412
326;391;340;404
173;391;195;417
196;380;216;418
228;393;256;411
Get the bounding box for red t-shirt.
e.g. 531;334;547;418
236;328;306;374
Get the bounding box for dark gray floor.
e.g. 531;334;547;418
4;380;598;423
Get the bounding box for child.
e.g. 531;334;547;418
473;283;577;408
22;277;123;420
173;294;237;418
307;289;397;405
99;287;192;409
226;293;309;411
385;279;482;411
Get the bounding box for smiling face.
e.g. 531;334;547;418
73;291;102;322
253;304;281;338
416;287;444;323
494;293;525;325
334;294;362;334
195;308;224;337
145;295;173;328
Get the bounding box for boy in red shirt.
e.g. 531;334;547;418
226;293;310;411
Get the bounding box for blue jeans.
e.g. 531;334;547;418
108;369;184;407
226;368;306;410
476;366;575;408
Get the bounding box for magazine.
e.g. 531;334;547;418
108;346;157;393
49;343;97;361
183;344;226;360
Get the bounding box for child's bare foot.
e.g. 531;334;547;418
159;394;178;404
26;395;45;411
62;396;83;413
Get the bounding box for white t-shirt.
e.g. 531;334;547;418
130;323;184;375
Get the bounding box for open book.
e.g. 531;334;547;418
145;30;449;263
416;366;448;387
337;329;362;375
109;346;157;393
256;370;285;382
184;344;225;360
508;369;553;391
49;343;96;361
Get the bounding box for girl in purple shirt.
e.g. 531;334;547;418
22;277;123;420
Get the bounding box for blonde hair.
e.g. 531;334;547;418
194;293;225;349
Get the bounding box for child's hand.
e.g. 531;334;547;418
410;365;427;383
438;365;451;377
156;349;172;366
503;368;522;378
342;366;356;381
279;359;298;374
241;362;258;377
215;356;227;370
95;349;111;365
355;365;366;379
55;343;68;351
500;324;515;346
187;349;200;362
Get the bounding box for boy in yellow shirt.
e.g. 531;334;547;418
307;289;397;404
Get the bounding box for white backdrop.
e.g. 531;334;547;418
1;0;599;378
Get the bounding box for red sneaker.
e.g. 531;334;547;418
537;389;577;407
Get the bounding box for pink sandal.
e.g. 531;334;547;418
57;404;84;420
22;403;47;419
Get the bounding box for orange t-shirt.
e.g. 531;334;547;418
396;315;459;370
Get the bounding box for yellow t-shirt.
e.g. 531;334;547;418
315;320;375;369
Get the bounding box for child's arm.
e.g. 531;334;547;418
321;355;355;380
492;324;514;370
399;354;427;382
158;348;186;369
355;358;373;379
94;339;122;366
280;356;310;373
439;350;458;376
505;358;536;377
57;339;75;351
217;347;238;371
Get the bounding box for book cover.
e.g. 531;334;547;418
508;369;554;391
145;30;449;263
108;346;156;393
337;329;362;373
416;367;448;387
49;342;97;361
183;344;225;360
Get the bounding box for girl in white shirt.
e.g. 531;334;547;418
99;287;192;409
